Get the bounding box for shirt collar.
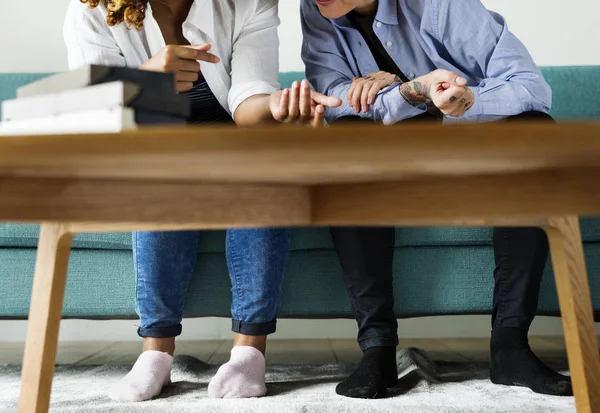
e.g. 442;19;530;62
185;0;215;37
332;0;398;28
374;0;399;25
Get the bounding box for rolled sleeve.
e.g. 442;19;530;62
323;82;426;126
229;0;281;116
229;80;279;117
322;82;426;124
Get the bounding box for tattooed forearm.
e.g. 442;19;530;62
399;82;431;107
413;81;432;99
400;83;418;106
414;81;424;97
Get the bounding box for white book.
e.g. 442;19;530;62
0;107;137;136
16;66;112;99
2;82;139;122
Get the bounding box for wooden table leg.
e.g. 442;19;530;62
545;216;600;413
18;224;75;413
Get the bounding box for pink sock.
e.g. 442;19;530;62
108;350;172;402
207;346;267;398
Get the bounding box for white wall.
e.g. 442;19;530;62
0;0;599;341
0;0;599;74
279;0;600;71
3;316;599;343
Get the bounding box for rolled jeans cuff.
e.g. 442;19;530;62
358;336;399;352
137;323;182;338
232;319;277;336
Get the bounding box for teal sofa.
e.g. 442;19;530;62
1;67;600;320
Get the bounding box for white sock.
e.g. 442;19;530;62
108;350;172;402
208;346;267;399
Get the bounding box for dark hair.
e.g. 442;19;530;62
80;0;148;30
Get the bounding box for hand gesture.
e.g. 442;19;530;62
347;71;401;113
270;80;342;127
400;69;475;117
140;44;220;92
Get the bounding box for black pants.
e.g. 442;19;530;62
332;111;553;351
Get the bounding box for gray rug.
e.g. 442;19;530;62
0;349;575;413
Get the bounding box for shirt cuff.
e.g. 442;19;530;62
443;87;512;123
375;84;427;125
465;86;482;117
229;80;280;117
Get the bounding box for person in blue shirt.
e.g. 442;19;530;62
301;0;571;400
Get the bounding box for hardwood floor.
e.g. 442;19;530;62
0;337;579;366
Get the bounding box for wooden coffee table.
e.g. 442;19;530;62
2;122;599;413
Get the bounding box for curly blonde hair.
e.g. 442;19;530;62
81;0;148;30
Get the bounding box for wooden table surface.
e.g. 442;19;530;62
0;122;599;228
0;122;599;184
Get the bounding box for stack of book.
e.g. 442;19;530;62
0;66;190;136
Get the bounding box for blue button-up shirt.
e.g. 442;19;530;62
301;0;552;124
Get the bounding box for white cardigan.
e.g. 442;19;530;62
63;0;281;115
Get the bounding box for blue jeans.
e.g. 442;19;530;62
133;229;291;338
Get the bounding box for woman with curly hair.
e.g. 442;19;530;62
64;0;342;403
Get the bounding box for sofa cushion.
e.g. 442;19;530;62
540;66;600;120
2;219;600;252
0;223;133;250
3;244;600;318
397;217;600;246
